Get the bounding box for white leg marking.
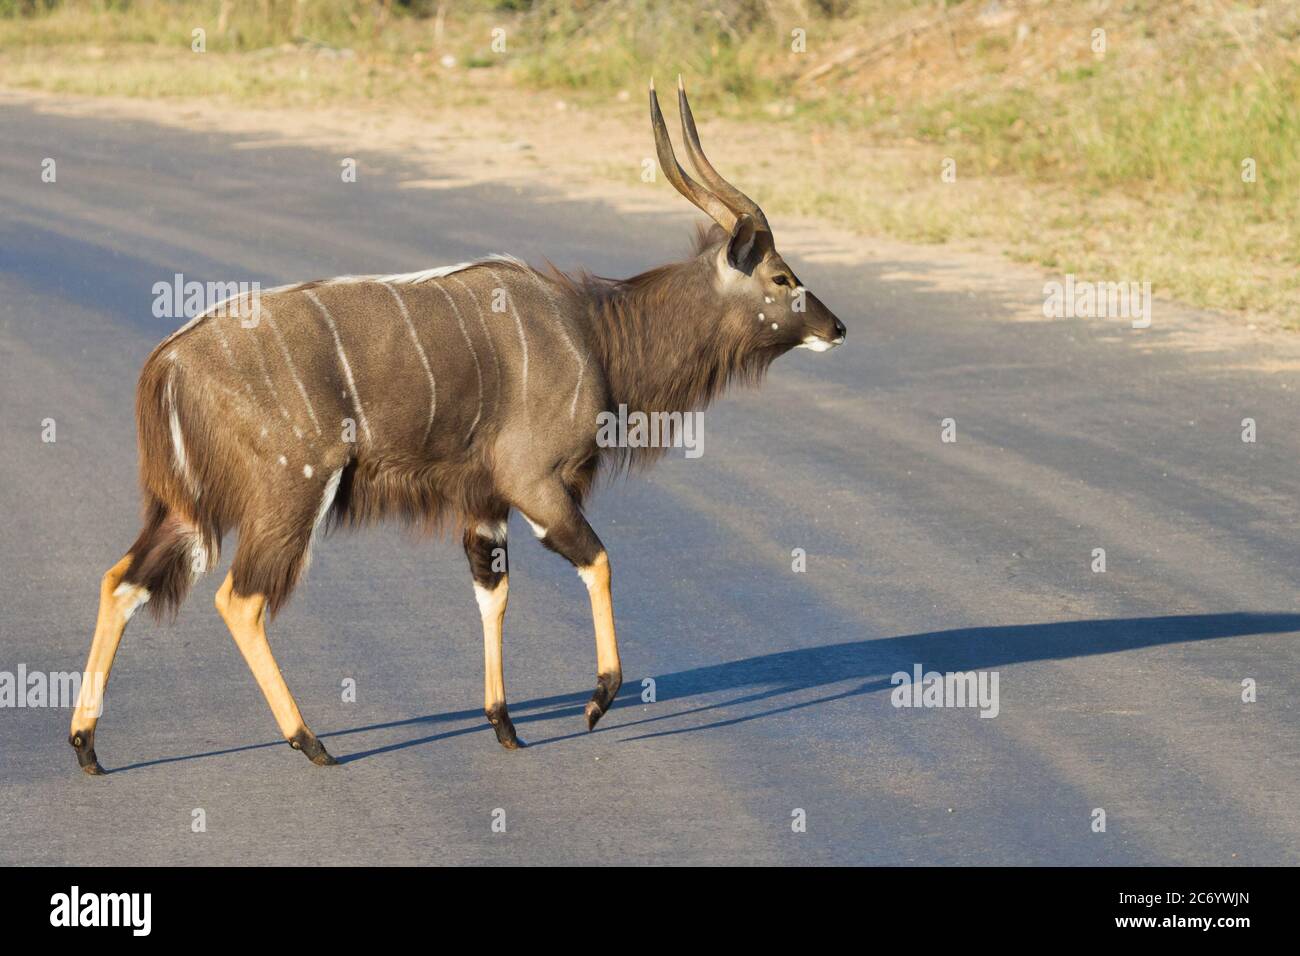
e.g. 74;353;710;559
473;580;508;616
112;582;151;621
522;515;547;539
381;282;438;442
305;289;374;445
476;520;509;543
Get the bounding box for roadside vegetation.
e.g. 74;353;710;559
2;0;1297;324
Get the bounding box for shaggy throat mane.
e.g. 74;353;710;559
583;263;782;420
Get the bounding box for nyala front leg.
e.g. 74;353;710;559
465;520;522;749
514;486;623;732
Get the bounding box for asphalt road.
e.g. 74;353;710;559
2;100;1298;866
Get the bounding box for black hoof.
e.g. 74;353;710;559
487;706;524;750
289;730;338;766
585;673;622;731
70;731;105;776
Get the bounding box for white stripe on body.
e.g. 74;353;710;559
485;269;530;408
304;289;374;445
429;281;484;440
265;314;323;436
380;282;438;442
522;272;590;420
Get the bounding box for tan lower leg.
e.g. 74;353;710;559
579;552;620;679
70;554;146;740
578;552;621;730
475;577;509;712
214;572;308;740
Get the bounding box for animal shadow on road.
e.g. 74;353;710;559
109;611;1297;771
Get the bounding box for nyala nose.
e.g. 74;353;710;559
832;317;846;341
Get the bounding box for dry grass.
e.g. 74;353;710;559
2;0;1297;325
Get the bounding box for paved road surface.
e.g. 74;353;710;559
1;100;1298;865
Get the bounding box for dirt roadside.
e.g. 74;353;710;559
4;85;1293;365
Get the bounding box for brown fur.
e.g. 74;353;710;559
121;213;837;622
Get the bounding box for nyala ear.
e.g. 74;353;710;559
726;214;769;275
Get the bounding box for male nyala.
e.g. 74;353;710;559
70;78;846;773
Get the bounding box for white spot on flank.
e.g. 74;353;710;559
303;464;314;478
305;289;373;445
522;515;547;539
278;455;288;466
758;312;765;320
764;296;774;304
771;323;779;330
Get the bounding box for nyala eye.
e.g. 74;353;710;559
773;274;790;286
